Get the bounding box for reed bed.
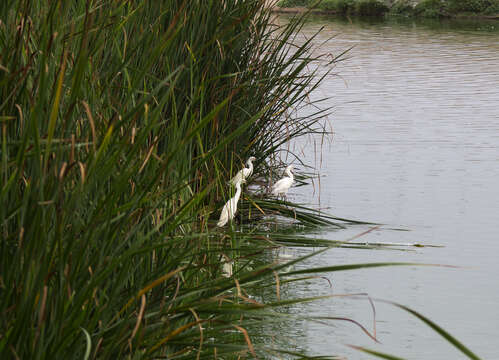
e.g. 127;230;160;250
0;0;342;358
0;0;482;359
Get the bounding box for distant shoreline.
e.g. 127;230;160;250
269;4;499;20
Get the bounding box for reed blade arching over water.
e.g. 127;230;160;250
0;0;482;359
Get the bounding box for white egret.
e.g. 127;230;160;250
271;165;294;197
217;179;245;227
221;262;233;278
230;156;256;185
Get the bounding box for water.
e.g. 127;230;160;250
281;16;499;359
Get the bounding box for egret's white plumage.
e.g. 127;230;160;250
271;165;294;197
217;180;244;227
230;156;256;185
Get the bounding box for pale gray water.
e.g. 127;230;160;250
283;17;499;359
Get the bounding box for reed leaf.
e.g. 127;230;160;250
390;302;482;360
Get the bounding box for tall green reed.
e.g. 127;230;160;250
0;0;339;358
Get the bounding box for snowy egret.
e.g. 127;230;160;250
217;179;245;227
221;262;233;277
230;156;256;185
271;165;294;197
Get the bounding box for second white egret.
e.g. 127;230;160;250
230;156;256;185
271;165;294;197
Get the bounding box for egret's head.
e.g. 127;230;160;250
286;165;294;172
248;156;256;162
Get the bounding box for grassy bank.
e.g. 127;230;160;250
276;0;499;18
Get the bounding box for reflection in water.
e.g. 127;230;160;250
279;15;499;359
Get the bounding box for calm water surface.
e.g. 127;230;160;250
281;17;499;359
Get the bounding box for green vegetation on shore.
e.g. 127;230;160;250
277;0;499;17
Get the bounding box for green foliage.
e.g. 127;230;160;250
446;0;493;12
279;0;499;16
277;0;309;6
315;0;389;16
414;0;448;17
390;0;416;15
483;0;499;14
316;0;356;14
356;0;390;15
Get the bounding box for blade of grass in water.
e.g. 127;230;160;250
348;345;407;360
391;302;482;360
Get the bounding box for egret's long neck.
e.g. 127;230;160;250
246;159;254;171
234;182;242;200
286;168;293;180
